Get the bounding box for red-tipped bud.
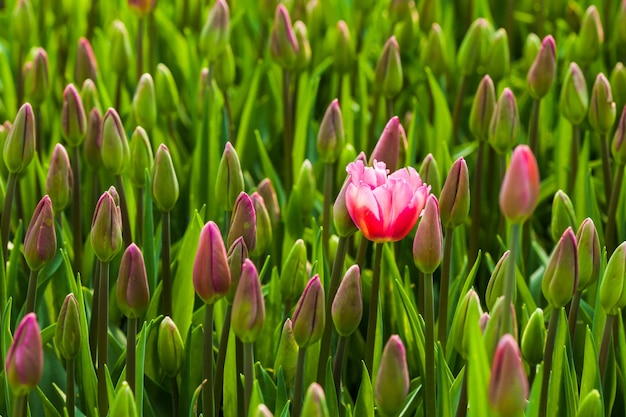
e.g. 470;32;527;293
5;313;42;395
91;189;123;262
193;221;231;304
62;84;87;146
375;36;403;98
101;108;130;175
226;237;248;304
75;37;98;86
199;0;230;62
370;116;401;171
469;75;496;141
317;99;344;164
612;106;626;165
25;48;49;105
576;218;600;291
4;103;35;174
227;192;257;251
560;62;589;125
83;107;103;167
250;192;272;256
269;5;299;69
527;35;556;99
257;178;280;228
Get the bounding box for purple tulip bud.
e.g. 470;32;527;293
24;195;56;271
193;221;230;304
5;313;43;395
232;259;265;343
62;84;87;147
317;99;345;164
250;192;272;256
292;275;325;348
269;4;299;69
370;116;401;171
25;48;49;105
83;107;103;167
488;334;529;415
91;189;123;262
226;237;248;304
499;145;540;224
227;192;257;251
116;243;150;318
257;178;280;228
612;106;626;165
46;144;73;212
75;37;98;85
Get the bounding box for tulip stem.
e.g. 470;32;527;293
355;236;369;269
282;69;294;190
451;75;468;148
599;313;615;383
424;271;437;417
528;98;540;156
162;210;172;317
137;18;144;79
67;357;76;417
115;74;123;113
203;303;215;417
25;269;39;314
90;261;101;364
606;164;624;254
317;235;349;383
333;335;348;406
503;223;520;334
438;227;454;351
11;394;27;417
135;186;144;247
1;171;17;262
322;162;334;261
71;146;83;276
364;242;383;374
170;377;179;417
567;291;582;343
116;175;133;248
538;307;560;417
600;132;613;208
469;140;486;268
455;371;468;417
34;105;43;163
213;304;232;416
97;260;110;417
568;124;580;195
243;341;255;417
292;347;307;417
127;317;137;394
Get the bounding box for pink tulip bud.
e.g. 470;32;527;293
331;265;362;337
292;275;325;348
62;83;87;147
374;335;409;417
226;237;248;304
257;178;280;228
75;37;98;85
24;195;56;271
227;192;257;251
269;4;299;69
116;243;150;318
193;221;231;304
527;35;556;99
317;99;344;164
91;189;123;262
232;259;265;343
5;313;43;395
46;144;73;212
370;116;401;172
488;334;529;415
439;157;470;228
499;145;540;223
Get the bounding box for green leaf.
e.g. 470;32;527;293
424;67;452;156
580;326;602;402
188;380;205;417
437;343;452;417
547;308;568;417
466;297;492;417
255;363;277;411
247;379;265;417
235;63;266;171
393;279;426;379
7;220;22;314
325;357;339;417
143;170;157;295
1;298;12;417
255;130;285;205
275;367;290;417
224;328;238;417
353;362;374;417
36;385;63;417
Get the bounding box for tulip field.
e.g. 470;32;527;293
2;0;626;416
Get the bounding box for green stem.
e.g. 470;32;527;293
567;291;582;343
282;69;294;190
438;227;454;351
115;74;123;112
34;105;43;162
162;210;172;317
67;357;76;417
385;97;394;120
243;342;255;417
322;163;334;260
599;313;615;383
71;146;83;276
528;99;540;156
203;304;215;417
367;93;381;153
213;304;232;416
25;269;39;313
600;132;613;207
355;236;369;269
364;242;383;374
127;317;137;394
469;141;485;268
317;236;348;382
135;186;144;247
97;260;110;417
332;335;348;405
12;394;27;417
568;124;580;195
235;337;244;417
455;371;467;417
1;172;17;262
170;377;179;417
137;18;144;79
116;175;133;248
503;223;521;335
424;272;436;417
292;347;307;417
451;75;468;148
606;164;624;254
89;261;100;364
86;0;99;39
538;307;560;417
16;48;23;108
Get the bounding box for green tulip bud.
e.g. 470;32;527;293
522;33;541;70
75;37;98;86
521;308;546;366
421;23;448;77
215;44;236;91
101;108;130;175
46;144;73;212
450;288;482;358
116;243;150;318
295;159;316;217
24;195;56;272
457;18;494;75
55;293;81;360
83;107;103;167
317;99;344;164
483;296;518;359
542;227;578;308
215;142;244;212
611;62;626;114
334;21;354;74
24;48;49;105
62;84;87;147
599;241;626;314
370;116;401;171
331;265;362;337
560;62;589;125
375;36;403;98
133;73;157;131
269;4;299;70
485;251;514;311
81;79;101;113
292;275;325;348
576;390;602;417
333;176;357;237
274;318;298;388
232;259;265;343
128;0;156;16
439;157;470;228
302;383;330;417
293;21;311;73
110;381;138;417
199;0;230;62
485;29;510;80
227;192;256;251
152;144;179;212
12;0;34;46
413;195;442;274
4;102;35;174
155;63;179;116
589;73;616;134
419;153;441;197
488;335;529;416
527;35;557;99
157;316;184;377
129;126;154;188
469;75;496;141
91;189;123;262
612;105;626;165
573;6;604;66
226;237;248;304
489;88;520;155
374;335;410;417
550;190;577;243
257;178;280;228
110;20;132;75
576;218;601;291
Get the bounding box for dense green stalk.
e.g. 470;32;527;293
203;304;215;417
1;172;17;262
567;291;582;343
455;371;468;417
332;335;348;404
292;348;307;417
236;338;244;417
599;314;615;382
116;175;133;248
503;223;520;334
127;317;137;394
12;394;27;417
282;69;294;190
568;125;580;195
71;147;83;276
67;358;76;417
438;227;454;351
34;106;43;161
469;141;486;267
162;211;172;317
135;186;144;247
25;269;39;313
115;74;123;112
424;272;436;417
97;261;110;417
606;164;624;254
528;99;540;156
89;261;100;364
600;132;613;207
322;163;334;260
451;75;468;148
538;308;560;417
364;242;383;374
137;18;144;79
355;237;369;269
214;304;232;416
170;377;179;417
243;342;255;417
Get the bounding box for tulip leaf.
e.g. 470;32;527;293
1;298;12;417
36;385;63;417
7;220;22;315
546;308;569;417
224;328;238;417
466;297;492;417
255;130;285;204
255;362;277;411
437;343;452;417
397;382;421;417
248;379;264;417
143;170;157;295
561;344;578;416
179;323;203;417
424;67;452;156
187;380;204;417
580;327;602;405
275;367;289;417
353;362;374;417
135;320;153;417
393;279;426;378
235;62;266;173
615;315;626;411
325;357;339;417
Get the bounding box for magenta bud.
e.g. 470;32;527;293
152;144;179;212
250;192;272;256
542;227;578;308
331;265;362;337
269;4;299;69
101;108;130;176
292;275;325;348
46;144;73;212
232;259;265;343
370;116;401;171
75;37;98;85
413;194;443;274
527;35;556;99
375;36;403;98
83;107;103;167
317;99;345;164
439;157;470;228
4;102;35;174
227;192;257;252
499;145;540;224
374;335;410;417
5;313;43;395
257;178;280;228
62;83;87;147
116;243;150;318
91;189;123;262
24;195;56;271
193;221;231;304
488;334;529;415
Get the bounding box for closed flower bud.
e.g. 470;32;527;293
133;73;157;130
270;4;299;69
293;21;311;72
250;193;272;256
116;243;150;318
12;0;34;46
302;383;330;417
439;157;470;228
227;192;256;251
334;21;354;74
450;288;482;358
317;99;344;164
370;116;401;171
573;5;604;66
83;107;103;167
108;185;120;207
81;79;101;113
499;145;540;224
226;237;248;304
129;126;154;188
469;75;496;141
331;265;362;337
413;195;442;274
91;190;123;262
292;275;325;348
375;36;403;98
485;29;510;80
486;251;514;311
280;239;308;307
75;37;98;86
576;218;600;291
24;196;56;271
215;142;244;212
421;23;448;77
612;106;626;165
489;88;520;155
521;308;546;366
523;33;541;70
5;313;42;395
62;84;87;147
152;144;179;212
611;63;626;114
4;102;35;174
527;35;556;99
484;296;518;359
488;335;529;416
333;176;358;237
542;227;578;308
155;63;179;116
215;44;236;91
599;241;626;314
576;390;602;417
419;153;441;197
25;48;49;105
296;159;316;216
199;0;230;62
232;259;265;343
193;221;230;304
157;316;184;377
101;108;130;175
589;73;616;133
55;293;81;360
255;404;274;417
560;62;589;125
257;178;280;228
128;0;155;16
46;144;73;212
110;381;138;417
110;20;132;75
274;318;298;388
457;18;494;75
550;190;577;243
374;335;409;417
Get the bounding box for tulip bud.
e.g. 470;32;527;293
152;144;179;212
375;335;409;417
75;37;98;86
232;259;265;343
81;79;101;113
317;99;344;164
375;36;402;98
91;190;123;262
293;21;311;72
62;84;87;147
370;116;400;171
332;265;362;337
573;6;604;66
128;0;155;16
419;153;441;197
295;160;316;216
489;88;520;155
116;243;150;318
599;241;626;314
611;63;626;113
24;48;49;105
521;308;546;366
576;390;602;417
133;73;157;130
83;107;103;167
4;102;35;174
480;312;490;332
24;196;56;271
589;73;616;133
157;316;184;377
129;127;154;188
499;145;540;224
439;157;470;228
488;334;529;416
485;29;510;80
292;275;325;348
5;313;42;395
110;20;132;75
280;239;308;307
255;404;274;417
108;185;120;207
334;21;354;74
333;176;358;237
413;195;442;274
613;106;626;166
155;63;180;116
450;289;482;358
193;221;230;304
527;35;557;99
199;0;230;62
226;237;248;304
56;293;81;360
250;192;272;256
484;296;518;358
269;5;299;69
46;144;73;212
257;178;280;228
542;227;578;308
485;251;515;311
274;318;298;388
215;44;236;90
560;62;589;125
101;108;130;175
215;142;245;212
110;381;138;417
469;75;496;141
523;33;541;70
550;190;577;243
576;218;601;291
302;383;330;417
12;0;34;46
457;18;494;75
421;23;448;77
227;192;257;251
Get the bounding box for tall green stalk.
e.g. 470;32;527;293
161;211;172;317
600;132;613;208
97;260;110;417
568;125;581;195
214;305;232;416
116;175;133;248
567;291;582;343
203;304;215;417
322;163;334;259
243;341;255;417
469;141;486;267
332;335;348;403
599;314;615;382
282;69;294;190
606;164;624;254
71;147;83;276
292;348;307;417
127;317;138;394
503;223;520;334
25;269;39;313
451;75;468;147
11;394;27;417
438;227;454;350
67;357;76;417
364;242;383;374
1;172;18;262
528;99;540;156
538;308;560;417
424;271;436;417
